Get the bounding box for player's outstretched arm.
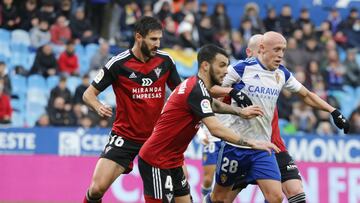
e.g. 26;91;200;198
211;99;264;119
83;85;113;118
202;116;280;154
297;86;350;133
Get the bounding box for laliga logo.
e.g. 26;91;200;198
142;78;153;86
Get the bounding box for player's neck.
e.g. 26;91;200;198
257;56;272;71
197;73;213;90
131;46;150;63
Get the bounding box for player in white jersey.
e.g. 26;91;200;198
205;31;349;203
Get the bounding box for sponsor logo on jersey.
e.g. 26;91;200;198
166;193;173;202
287;164;298;171
200;99;213;113
248;85;280;96
104;146;112;154
253;74;260;80
132;86;162;99
220;174;227;184
94;69;104;83
154;67;162;78
181;179;187;187
129;72;137;79
142;78;153;86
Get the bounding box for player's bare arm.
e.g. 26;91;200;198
211;98;264;119
209;85;232;98
83;85;113;118
297;86;350;133
202;116;280;154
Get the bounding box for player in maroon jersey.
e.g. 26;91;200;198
138;44;280;203
82;16;182;203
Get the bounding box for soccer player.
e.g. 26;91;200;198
138;44;280;203
82;16;182;203
207;31;349;203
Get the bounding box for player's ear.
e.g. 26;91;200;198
201;61;210;72
135;32;143;42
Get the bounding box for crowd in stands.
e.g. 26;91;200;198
0;0;359;135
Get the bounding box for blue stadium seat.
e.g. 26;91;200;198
85;43;99;60
10;43;29;54
46;75;60;92
10;75;27;95
67;76;81;95
25;103;45;127
28;74;46;89
11;92;26;113
11;29;31;46
11;111;25;127
175;62;198;78
80;59;90;76
0;28;11;46
27;88;48;107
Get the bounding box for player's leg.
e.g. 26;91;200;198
276;152;306;203
174;165;192;203
85;158;126;202
250;150;283;203
201;141;221;197
84;133;142;203
202;164;216;196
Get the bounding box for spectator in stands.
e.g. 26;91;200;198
19;0;39;31
340;7;358;31
302;22;315;41
277;89;297;121
80;115;93;128
239;18;255;43
70;7;97;45
304;60;324;90
262;8;280;32
0;61;12;95
346;19;360;49
160;16;182;49
0;78;12;124
316;121;335;136
89;41;110;73
0;0;21;30
141;2;153;17
48;96;74;126
278;4;295;37
59;0;72;19
291;101;317;133
38;0;57;25
198;16;215;46
327;8;342;34
35;114;50;127
317;21;333;45
296;8;313;30
195;2;208;25
349;106;360;134
172;0;196;24
30;19;51;49
119;2;141;43
58;40;79;75
178;15;198;50
48;76;72;107
73;74;90;105
292;29;305;47
230;31;246;60
50;15;72;46
154;0;172;22
343;48;360;88
29;44;57;77
88;0;110;37
322;50;345;90
241;2;264;34
284;37;306;70
210;3;231;32
303;37;324;66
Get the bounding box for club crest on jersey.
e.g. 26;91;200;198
166;193;173;202
200;99;212;113
220;174;227;184
154;67;162;78
275;72;280;84
142;78;153;86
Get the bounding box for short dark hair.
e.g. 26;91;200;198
134;16;163;37
197;44;228;67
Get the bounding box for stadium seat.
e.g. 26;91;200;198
10;75;27;95
11;111;25;127
25;103;45;127
27;88;48;107
28;74;47;89
66;76;81;95
80;59;90;76
85;43;99;60
46;75;60;92
75;43;85;57
11;92;26;113
0;28;11;48
11;29;31;46
175;62;198;78
10;43;30;54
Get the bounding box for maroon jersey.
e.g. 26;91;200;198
139;76;215;169
271;107;287;152
92;49;181;143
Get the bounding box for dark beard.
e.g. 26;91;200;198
140;42;153;58
209;64;222;86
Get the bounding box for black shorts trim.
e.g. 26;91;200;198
138;157;190;202
100;132;142;174
276;151;302;182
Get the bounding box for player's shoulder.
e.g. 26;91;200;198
156;50;175;64
104;49;131;69
232;57;258;70
277;64;292;81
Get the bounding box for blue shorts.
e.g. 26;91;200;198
215;142;281;187
202;141;222;166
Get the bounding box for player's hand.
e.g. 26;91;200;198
331;109;350;134
97;104;113;118
236;105;264;119
229;88;252;108
249;140;280;154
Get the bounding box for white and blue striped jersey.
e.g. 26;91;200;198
222;58;303;148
